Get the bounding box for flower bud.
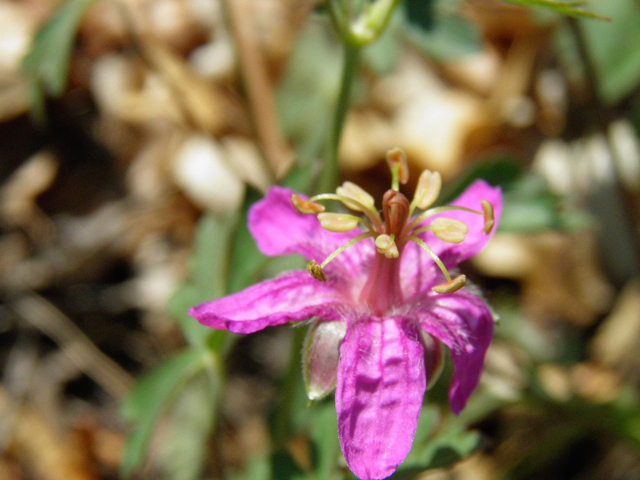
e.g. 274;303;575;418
302;320;347;400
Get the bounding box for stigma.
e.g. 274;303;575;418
291;148;495;294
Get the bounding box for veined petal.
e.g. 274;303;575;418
249;186;373;277
336;317;426;480
189;271;345;334
416;290;494;414
418;180;502;269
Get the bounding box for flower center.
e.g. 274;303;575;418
292;148;495;299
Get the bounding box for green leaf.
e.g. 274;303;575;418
168;212;238;348
227;453;271;480
439;157;522;205
394;408;481;477
439;157;590;233
276;19;343;163
503;0;610;20
120;349;208;478
401;0;482;61
575;0;640;103
226;188;268;294
308;400;341;480
160;366;221;480
22;0;98;112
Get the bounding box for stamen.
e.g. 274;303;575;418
405;235;453;284
411;170;442;212
307;260;326;281
406;205;482;234
336;182;376;213
306;232;377;282
481;200;495;234
428;217;469;244
433;275;467;294
386;147;409;191
291;195;325;215
309;193;384;231
375;234;399;258
318;213;366;233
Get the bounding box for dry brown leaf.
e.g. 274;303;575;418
474;232;614;325
0;151;58;240
0;388;98;480
591;280;640;377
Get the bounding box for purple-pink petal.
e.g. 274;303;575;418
188;271;345;334
415;290;494;414
248;186;373;278
336;317;426;480
419;180;502;269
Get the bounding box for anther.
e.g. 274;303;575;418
433;274;466;294
318;213;360;233
481;200;495;234
292;195;325;215
307;260;326;282
375;234;399;258
413;170;442;210
386;147;409;190
336;182;375;213
430;218;469;244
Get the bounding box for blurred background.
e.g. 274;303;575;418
1;0;640;479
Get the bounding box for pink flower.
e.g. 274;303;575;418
189;158;502;480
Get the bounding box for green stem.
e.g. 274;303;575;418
316;41;361;194
272;326;307;449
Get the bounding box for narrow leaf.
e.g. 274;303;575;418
503;0;610;21
120;349;207;478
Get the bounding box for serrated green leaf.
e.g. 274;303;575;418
22;0;98;100
503;0;610;20
120;349;208;478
